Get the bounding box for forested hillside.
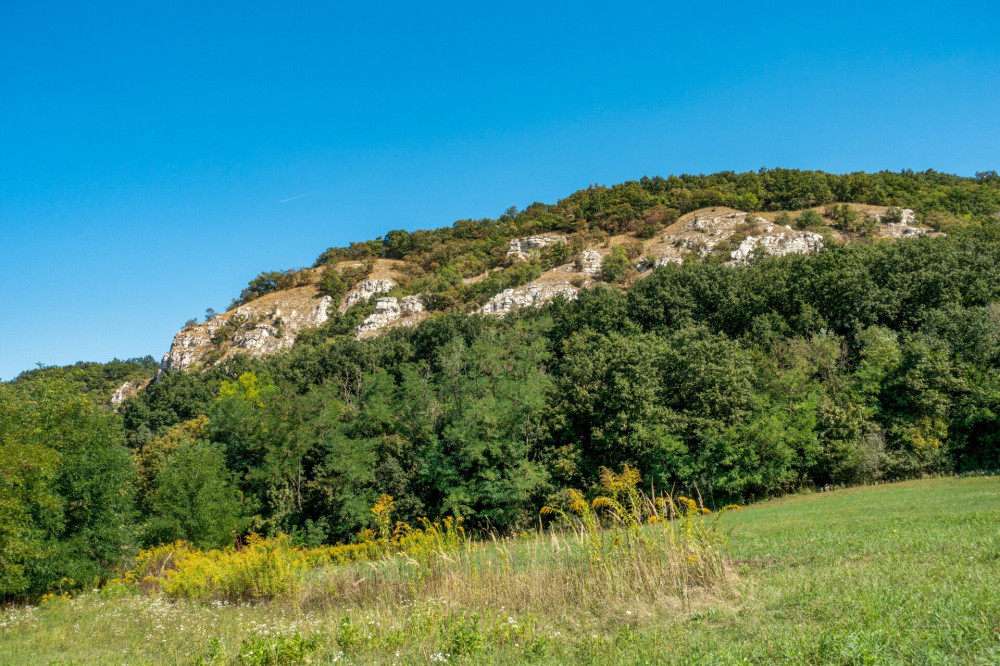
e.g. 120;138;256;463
3;168;1000;599
237;168;1000;313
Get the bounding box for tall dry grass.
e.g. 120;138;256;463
306;465;737;615
116;466;737;618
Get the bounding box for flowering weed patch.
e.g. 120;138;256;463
4;478;1000;663
114;496;468;603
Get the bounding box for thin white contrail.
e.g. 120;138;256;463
276;191;320;204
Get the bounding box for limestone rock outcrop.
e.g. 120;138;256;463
160;294;334;372
160;327;214;372
576;250;603;276
507;235;568;261
110;378;152;406
638;256;682;272
730;232;825;264
478;281;579;316
343;279;395;311
878;209;926;238
355;295;425;338
690;212;767;233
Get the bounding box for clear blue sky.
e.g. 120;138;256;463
2;1;999;380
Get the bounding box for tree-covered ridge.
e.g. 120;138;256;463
232;168;1000;313
10;357;158;407
325;169;1000;266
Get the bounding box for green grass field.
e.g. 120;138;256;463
3;477;999;665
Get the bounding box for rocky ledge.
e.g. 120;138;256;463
507;235;568;261
478;281;579;316
343;279;395;311
729;231;826;264
160;294;333;372
356;295;425;338
111;378;153;406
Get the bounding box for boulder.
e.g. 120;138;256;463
576;250;603;276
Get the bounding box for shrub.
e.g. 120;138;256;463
318;261;373;301
795;209;826;230
883;206;904;223
130;535;307;601
600;247;634;283
540;465;736;594
116;495;467;601
826;203;863;231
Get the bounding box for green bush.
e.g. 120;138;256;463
600;246;633;283
145;440;245;549
0;377;136;598
795;209;825;229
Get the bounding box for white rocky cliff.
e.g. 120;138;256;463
729;231;825;264
160;292;333;372
507;235;568;261
355;295;425;338
478;282;580;316
343;279;396;311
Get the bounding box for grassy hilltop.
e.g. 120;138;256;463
3;476;998;664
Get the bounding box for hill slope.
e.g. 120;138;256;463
159;201;940;373
152;167;1000;374
6;168;1000;605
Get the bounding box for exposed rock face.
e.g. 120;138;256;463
478;281;579;316
111;378;152;406
657;211;831;264
730;232;825;264
355;295;424;338
688;237;720;257
507;235;567;261
879;209;926;238
576;250;603;276
160;295;333;372
638;256;682;272
690;213;767;233
343;279;395;311
160;328;214;372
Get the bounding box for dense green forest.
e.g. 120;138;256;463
3;168;1000;599
9;357;158;404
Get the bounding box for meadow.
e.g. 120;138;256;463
2;476;998;665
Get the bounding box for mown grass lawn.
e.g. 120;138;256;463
2;476;999;665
